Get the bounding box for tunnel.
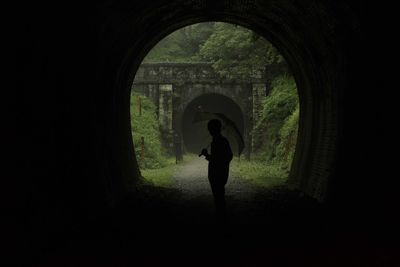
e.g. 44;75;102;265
181;94;244;155
15;1;398;266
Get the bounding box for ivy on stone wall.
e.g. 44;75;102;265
252;75;299;170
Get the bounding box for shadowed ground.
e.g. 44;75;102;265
31;158;386;266
170;157;293;225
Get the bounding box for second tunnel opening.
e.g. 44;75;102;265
181;93;245;155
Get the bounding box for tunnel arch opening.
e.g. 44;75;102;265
109;1;341;203
130;21;300;189
181;93;245;155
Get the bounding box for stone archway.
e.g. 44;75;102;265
132;62;266;160
181;93;245;155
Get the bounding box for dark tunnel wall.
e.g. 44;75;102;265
13;0;399;255
182;94;244;154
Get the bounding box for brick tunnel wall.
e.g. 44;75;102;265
13;0;398;257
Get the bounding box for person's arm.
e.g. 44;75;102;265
200;148;211;161
204;149;212;161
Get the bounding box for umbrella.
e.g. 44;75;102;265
192;111;245;157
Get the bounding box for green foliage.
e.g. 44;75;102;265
143;22;283;79
252;75;299;168
260;75;298;122
131;92;167;169
139;22;298;177
140;157;177;187
140;154;201;187
230;157;287;187
199;22;283;77
276;106;299;170
143;22;215;63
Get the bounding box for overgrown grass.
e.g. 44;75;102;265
140;154;199;187
181;153;199;162
141;153;288;189
230;157;288;188
141;157;177;187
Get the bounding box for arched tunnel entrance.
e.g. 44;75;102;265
128;20;303;230
17;1;388;266
182;94;244;155
122;8;341;203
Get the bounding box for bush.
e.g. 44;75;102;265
130;92;167;169
230;157;288;187
252;75;299;166
276;106;299;170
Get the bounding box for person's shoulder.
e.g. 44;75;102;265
215;135;229;144
220;136;230;144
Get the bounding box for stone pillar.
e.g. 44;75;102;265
173;133;183;162
172;87;183;162
251;83;266;151
159;84;174;154
147;84;160;105
243;84;253;161
244;127;251;160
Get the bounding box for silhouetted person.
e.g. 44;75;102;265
199;119;233;222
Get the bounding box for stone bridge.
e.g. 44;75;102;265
131;62;285;160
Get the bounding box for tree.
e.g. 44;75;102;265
143;22;284;77
143;22;215;62
199;22;284;77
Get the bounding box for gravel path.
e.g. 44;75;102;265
125;156;316;227
172;156;258;200
170;156;267;224
171;156;211;198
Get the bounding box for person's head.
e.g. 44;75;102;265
207;119;222;137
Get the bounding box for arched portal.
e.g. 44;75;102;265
108;0;345;203
18;3;379;264
182;93;245;155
